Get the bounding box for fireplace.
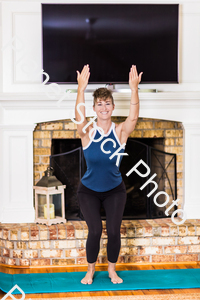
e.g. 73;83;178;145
33;117;181;221
50;137;177;221
1;90;199;224
1;97;199;266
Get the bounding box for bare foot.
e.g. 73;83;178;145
108;261;123;284
81;262;96;284
108;270;123;284
81;270;95;284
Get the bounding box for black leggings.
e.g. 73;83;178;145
77;181;127;263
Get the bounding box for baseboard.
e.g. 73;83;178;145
0;261;200;274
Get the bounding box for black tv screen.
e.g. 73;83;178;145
42;4;179;84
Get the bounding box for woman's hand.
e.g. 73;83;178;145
129;65;143;92
77;64;90;92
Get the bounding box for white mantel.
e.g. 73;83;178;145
0;0;200;223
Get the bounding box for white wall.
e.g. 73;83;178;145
0;2;2;94
0;0;200;95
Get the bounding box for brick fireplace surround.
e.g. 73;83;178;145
1;117;200;267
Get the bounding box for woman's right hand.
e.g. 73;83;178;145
76;64;90;92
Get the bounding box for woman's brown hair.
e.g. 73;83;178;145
93;88;114;106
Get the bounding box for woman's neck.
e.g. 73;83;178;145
96;119;112;134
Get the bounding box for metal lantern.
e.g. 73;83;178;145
33;166;66;225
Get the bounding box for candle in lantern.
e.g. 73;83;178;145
44;203;55;219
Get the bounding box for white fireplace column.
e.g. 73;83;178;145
0;98;77;224
0;124;35;223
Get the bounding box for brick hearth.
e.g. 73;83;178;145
1;219;200;267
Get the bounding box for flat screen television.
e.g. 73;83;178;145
42;4;179;84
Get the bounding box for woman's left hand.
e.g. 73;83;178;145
129;65;143;91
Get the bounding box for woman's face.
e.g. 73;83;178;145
93;98;115;120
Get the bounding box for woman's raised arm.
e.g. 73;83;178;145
121;65;143;138
75;64;90;137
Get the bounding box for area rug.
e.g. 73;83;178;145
3;294;200;300
1;269;200;294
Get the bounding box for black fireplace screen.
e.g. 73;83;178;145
50;138;177;220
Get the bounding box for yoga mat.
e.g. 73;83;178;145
1;269;200;294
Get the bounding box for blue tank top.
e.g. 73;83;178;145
81;122;125;192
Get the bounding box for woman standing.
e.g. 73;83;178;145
76;64;143;284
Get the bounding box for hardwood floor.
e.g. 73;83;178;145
1;263;200;298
